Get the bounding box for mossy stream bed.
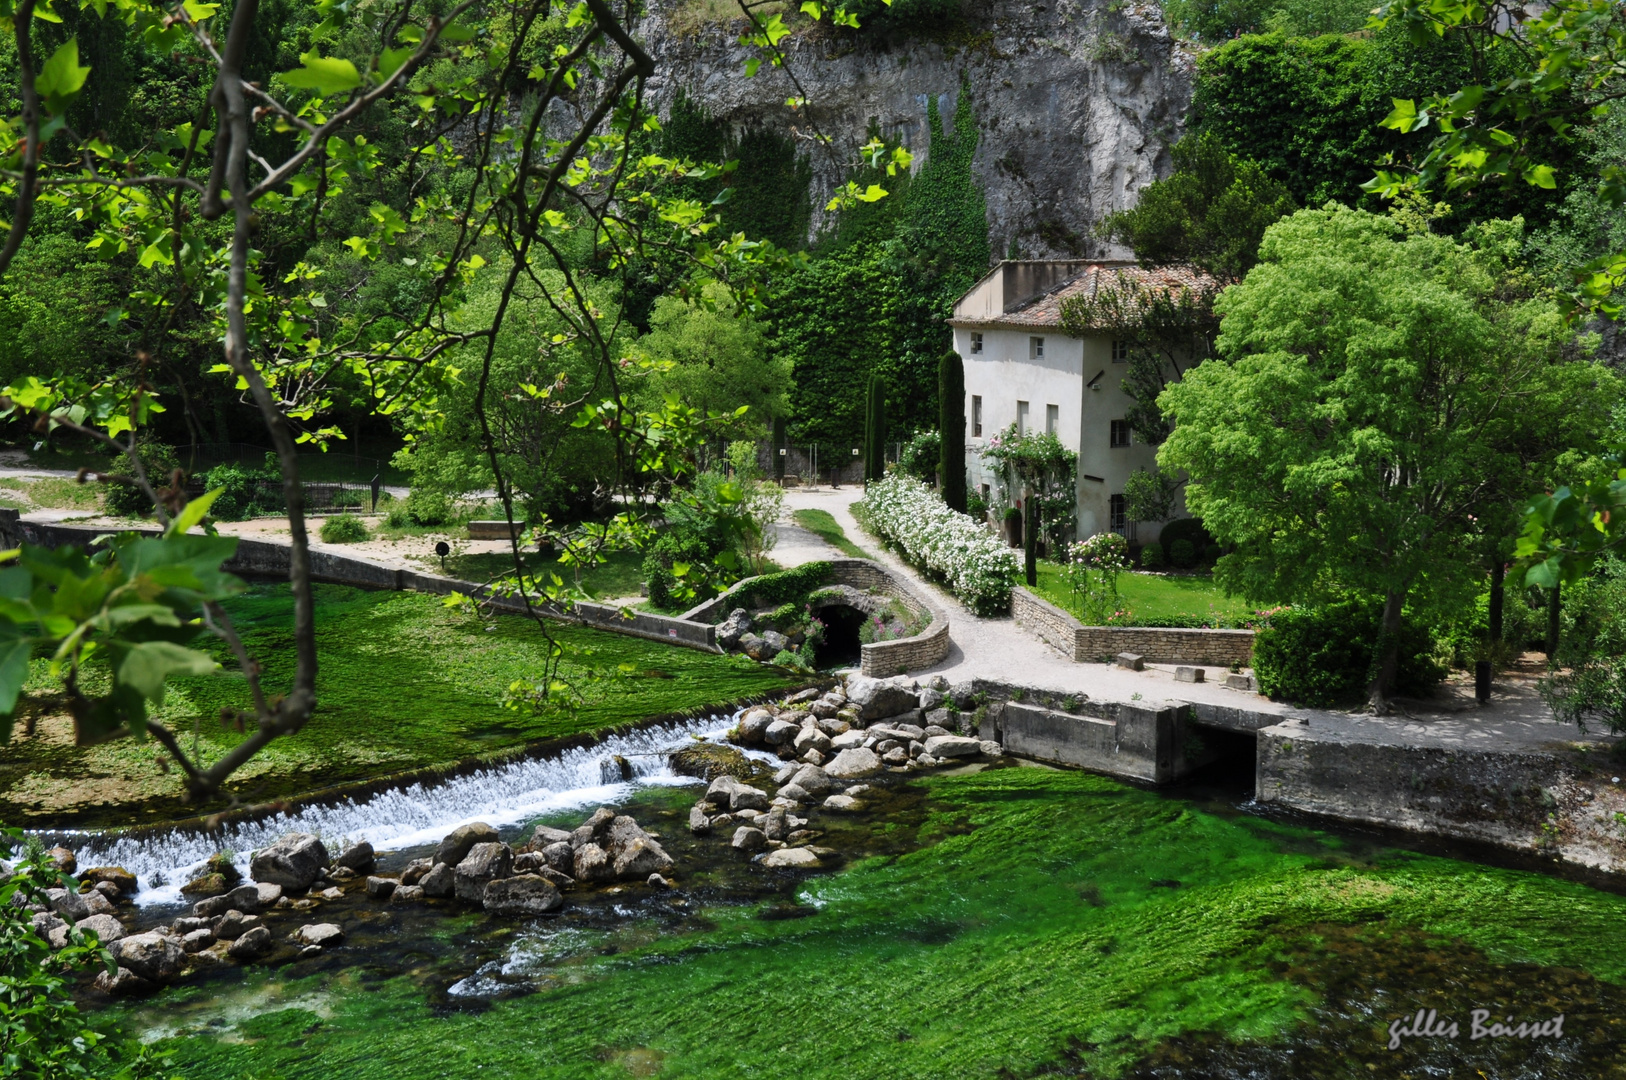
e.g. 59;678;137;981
90;761;1626;1079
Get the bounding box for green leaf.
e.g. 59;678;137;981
0;638;32;718
116;640;218;703
281;49;363;96
167;487;224;537
1523;163;1558;189
35;38;91;115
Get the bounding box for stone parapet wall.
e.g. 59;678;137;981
1012;586;1255;667
0;515;718;653
683;557;949;677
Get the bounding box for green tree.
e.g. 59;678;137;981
864;374;887;483
1098;132;1296;284
1157;206;1619;711
640;282;791;440
938;348;966;512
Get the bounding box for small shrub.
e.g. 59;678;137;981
1169;539;1196;568
103;440;181;517
1252;601;1444;706
404;489;454;526
202;458;280;521
1140;544;1166;570
966;492;988;521
320;513;370;543
1158;516;1213;561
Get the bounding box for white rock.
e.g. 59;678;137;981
761;847;822;869
924;734;983;758
824;747;883;779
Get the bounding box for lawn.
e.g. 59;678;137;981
0;583;795;827
1031;558;1260;627
790;508;873;559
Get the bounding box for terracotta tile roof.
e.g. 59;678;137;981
951;263;1217;331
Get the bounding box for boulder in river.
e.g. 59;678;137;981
112;932;184;982
93;966;150;995
761;847;822;870
47;846;77;875
530;825;573;849
738;708;775;744
571;808;617;849
45;888;89;922
844;675;919;721
788;764;833;796
424;865;458;897
435;822;499;868
484;875;563;916
401;859;433;886
180;873;232;899
731;827;767;853
390;885;425;905
296;923;344;948
227;925;273;961
612;838;673;880
669;741;754;782
762;719;799;746
78;867;139;898
333;842;375;874
365;876;398;901
572;843;612;883
453;842;513;903
822;794;862;812
824;748;884;779
74;913;125;945
541;841;575;875
250;833;330;892
80;891;116;918
688;803;712;835
924;734;981;758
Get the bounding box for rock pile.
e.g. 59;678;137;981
366;808;675;915
727;675;1002;773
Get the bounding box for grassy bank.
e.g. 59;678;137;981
1031;559;1259;627
120;765;1626;1078
0;584;794;826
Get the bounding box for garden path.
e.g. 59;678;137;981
774;485;1596;755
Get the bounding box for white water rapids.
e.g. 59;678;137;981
53;712;767;908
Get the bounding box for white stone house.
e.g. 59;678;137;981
948;260;1211;547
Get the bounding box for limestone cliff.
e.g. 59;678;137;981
636;0;1195;257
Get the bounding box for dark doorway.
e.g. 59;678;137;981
815;605;865;668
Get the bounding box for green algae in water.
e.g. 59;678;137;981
118;767;1626;1079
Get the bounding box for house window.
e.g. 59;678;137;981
1111;339;1129;362
1110;420;1133;448
970;332;983;355
1030;336;1045;360
972;395;983;437
1016;400;1030;435
1110;494;1135;539
1045;404;1059;435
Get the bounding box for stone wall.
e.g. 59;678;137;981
1012;586;1255;667
996;697;1214;784
0;516;718;653
1256;721;1626;874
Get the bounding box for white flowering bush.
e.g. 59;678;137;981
858;475;1020;615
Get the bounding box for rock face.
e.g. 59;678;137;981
825;747;884;779
633;2;1191;256
436;822;500;868
454;843;514;903
484;875;564;916
250;833;330;891
112;932;184;982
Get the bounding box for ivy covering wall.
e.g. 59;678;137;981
773;82;990;451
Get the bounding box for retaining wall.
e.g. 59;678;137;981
1256;721;1626;873
985;694;1216;784
1011;586;1255;667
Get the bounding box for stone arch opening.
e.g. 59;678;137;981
814;605;865;667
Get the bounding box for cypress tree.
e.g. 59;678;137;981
1024;492;1038;586
865;375;887;483
772;415;786;483
938;349;966;512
